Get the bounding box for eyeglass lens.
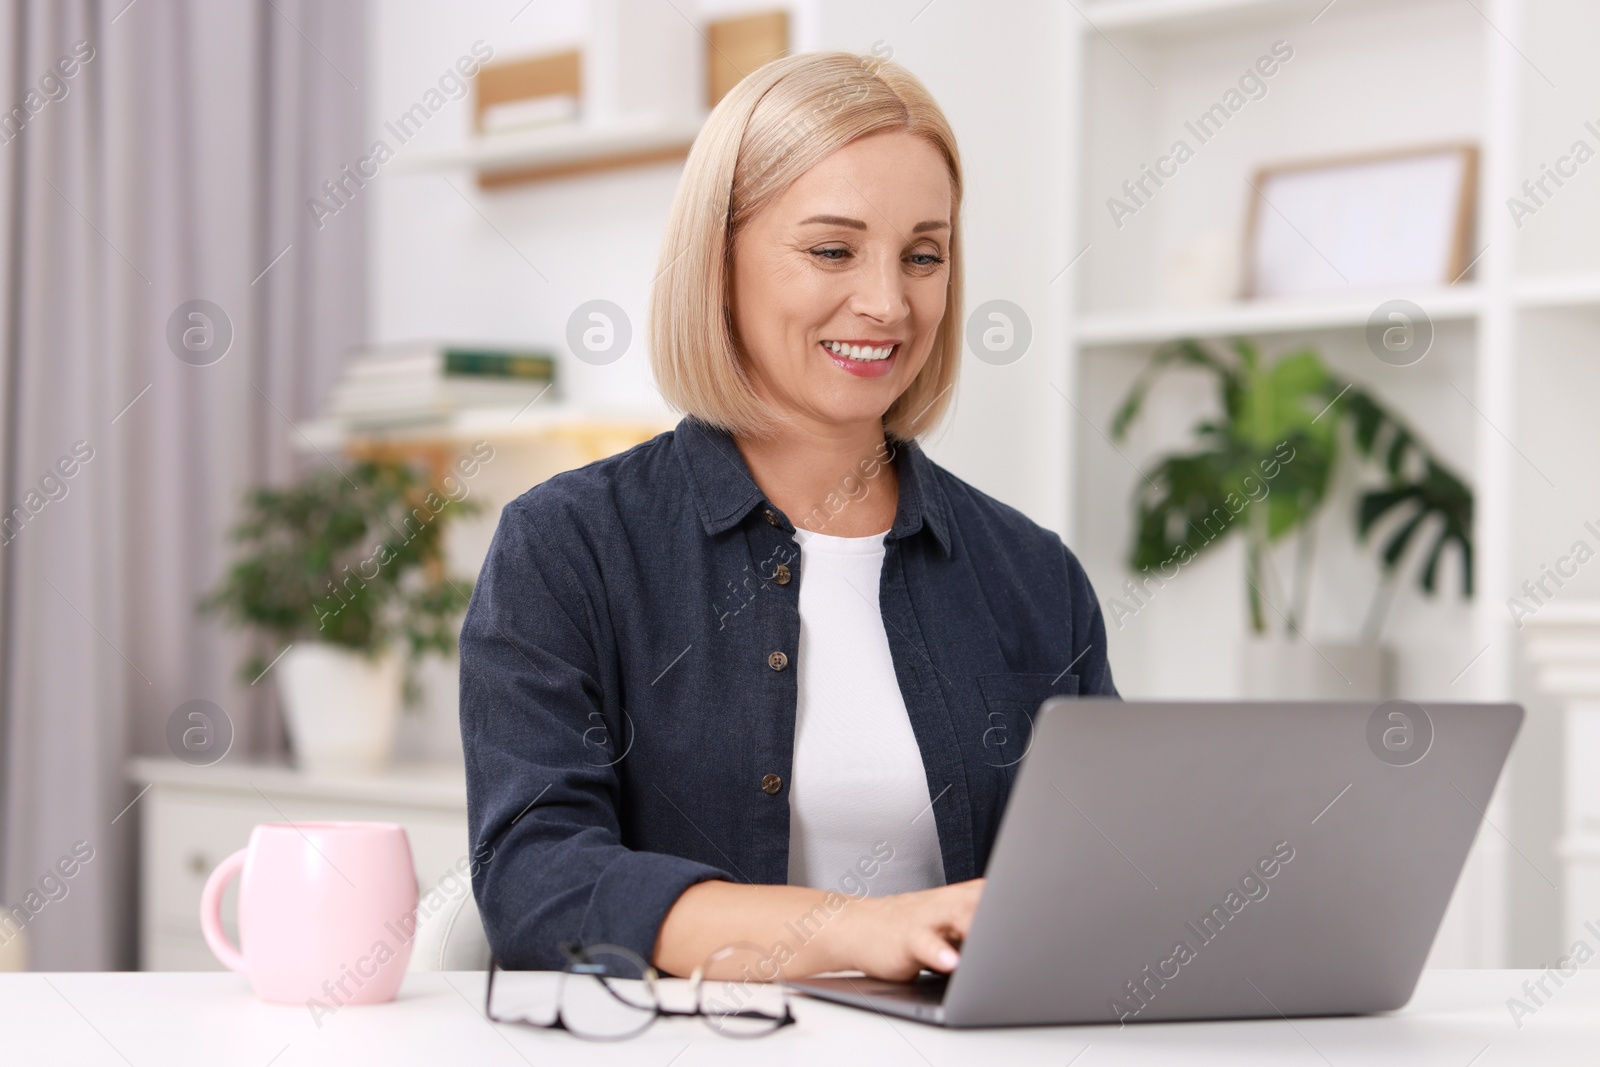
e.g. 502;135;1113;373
694;942;791;1037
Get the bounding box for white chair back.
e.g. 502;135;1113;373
408;879;492;972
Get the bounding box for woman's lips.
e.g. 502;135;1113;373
821;341;898;379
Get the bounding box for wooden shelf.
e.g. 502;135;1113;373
398;7;786;189
394;115;705;188
294;403;677;462
1075;286;1482;346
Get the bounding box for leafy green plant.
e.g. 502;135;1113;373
200;458;479;690
1110;337;1472;641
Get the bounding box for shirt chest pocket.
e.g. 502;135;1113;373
976;671;1081;772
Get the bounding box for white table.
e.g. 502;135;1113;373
1;969;1592;1065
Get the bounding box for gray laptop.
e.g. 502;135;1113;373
790;697;1522;1028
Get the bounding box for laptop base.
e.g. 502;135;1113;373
790;972;950;1025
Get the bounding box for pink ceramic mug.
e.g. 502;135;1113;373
200;821;418;1006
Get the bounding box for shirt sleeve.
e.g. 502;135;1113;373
1060;539;1121;698
459;496;734;970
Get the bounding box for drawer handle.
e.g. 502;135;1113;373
187;852;210;876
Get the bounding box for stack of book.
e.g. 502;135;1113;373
325;343;557;426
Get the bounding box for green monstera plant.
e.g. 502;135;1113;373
1110;337;1473;641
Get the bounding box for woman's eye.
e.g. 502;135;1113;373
809;247;945;268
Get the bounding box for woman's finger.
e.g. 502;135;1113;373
942;880;984;938
915;930;962;974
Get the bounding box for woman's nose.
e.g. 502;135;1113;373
852;252;911;323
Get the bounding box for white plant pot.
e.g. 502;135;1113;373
277;644;404;773
1238;637;1393;701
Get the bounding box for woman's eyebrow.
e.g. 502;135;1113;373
798;214;950;234
798;214;867;229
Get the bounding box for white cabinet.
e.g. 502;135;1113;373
129;758;468;972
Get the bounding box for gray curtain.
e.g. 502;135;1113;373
0;0;366;969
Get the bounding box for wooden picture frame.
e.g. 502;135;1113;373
1241;143;1478;299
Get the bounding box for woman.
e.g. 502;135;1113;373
459;51;1117;984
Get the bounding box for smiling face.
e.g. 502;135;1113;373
728;130;953;436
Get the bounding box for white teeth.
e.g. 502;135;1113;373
823;341;895;362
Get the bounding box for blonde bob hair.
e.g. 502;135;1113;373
648;51;964;442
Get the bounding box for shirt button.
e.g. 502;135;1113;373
767;650;788;671
761;773;783;795
764;508;780;527
773;564;792;585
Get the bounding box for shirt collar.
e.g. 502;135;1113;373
673;416;952;557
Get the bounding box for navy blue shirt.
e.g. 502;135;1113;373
459;416;1118;970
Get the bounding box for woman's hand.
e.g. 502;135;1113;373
655;878;985;982
833;878;985;981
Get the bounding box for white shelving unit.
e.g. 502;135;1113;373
1075;285;1484;346
1514;272;1600;310
1065;0;1600;968
1085;0;1408;34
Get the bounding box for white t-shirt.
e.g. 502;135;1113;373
785;526;946;897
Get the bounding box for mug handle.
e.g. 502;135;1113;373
199;847;248;974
